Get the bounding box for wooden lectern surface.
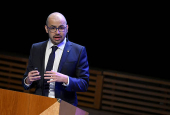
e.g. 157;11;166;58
0;88;57;115
40;102;60;115
0;88;29;115
40;100;89;115
28;94;58;115
0;88;89;115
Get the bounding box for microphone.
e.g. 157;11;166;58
34;67;39;76
34;67;38;71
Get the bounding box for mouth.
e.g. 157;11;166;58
53;36;62;41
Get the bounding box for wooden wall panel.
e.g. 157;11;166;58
102;71;170;115
0;54;28;92
77;69;103;109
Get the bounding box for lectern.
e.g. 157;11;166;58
0;88;89;115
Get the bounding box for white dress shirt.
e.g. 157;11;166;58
25;37;69;98
45;38;66;98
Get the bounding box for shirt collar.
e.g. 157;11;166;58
48;37;66;50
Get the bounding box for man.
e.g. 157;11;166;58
22;12;89;106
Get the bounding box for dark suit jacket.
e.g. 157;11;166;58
22;39;89;106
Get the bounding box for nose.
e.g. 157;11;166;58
55;28;60;34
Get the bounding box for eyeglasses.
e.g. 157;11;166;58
47;25;67;32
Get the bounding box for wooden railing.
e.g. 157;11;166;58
0;54;28;92
102;71;170;114
1;54;170;114
77;69;103;109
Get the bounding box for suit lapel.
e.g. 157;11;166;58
58;40;72;72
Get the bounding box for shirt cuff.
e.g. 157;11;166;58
62;76;69;86
24;76;32;87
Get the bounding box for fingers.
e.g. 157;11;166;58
44;76;56;83
30;76;41;82
44;71;56;83
44;74;55;77
44;76;56;79
44;71;66;83
47;80;56;83
28;70;41;82
30;70;38;74
45;70;55;74
44;70;56;77
30;70;40;77
31;70;38;73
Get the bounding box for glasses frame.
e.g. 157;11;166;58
47;25;67;33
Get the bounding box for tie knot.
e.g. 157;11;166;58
51;46;58;53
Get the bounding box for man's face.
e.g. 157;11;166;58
45;17;68;45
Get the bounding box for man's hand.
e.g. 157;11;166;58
25;70;41;84
44;70;68;84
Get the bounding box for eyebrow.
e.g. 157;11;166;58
50;25;65;27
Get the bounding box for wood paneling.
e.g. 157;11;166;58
77;69;103;109
0;54;28;92
102;71;170;114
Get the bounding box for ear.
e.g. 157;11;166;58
45;25;48;33
66;25;69;33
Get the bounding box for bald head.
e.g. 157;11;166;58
46;12;67;26
45;12;68;45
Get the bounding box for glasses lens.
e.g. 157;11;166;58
48;26;66;32
50;27;56;32
59;27;65;32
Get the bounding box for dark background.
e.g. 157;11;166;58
0;2;169;79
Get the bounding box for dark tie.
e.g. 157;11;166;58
44;46;58;96
46;46;58;71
